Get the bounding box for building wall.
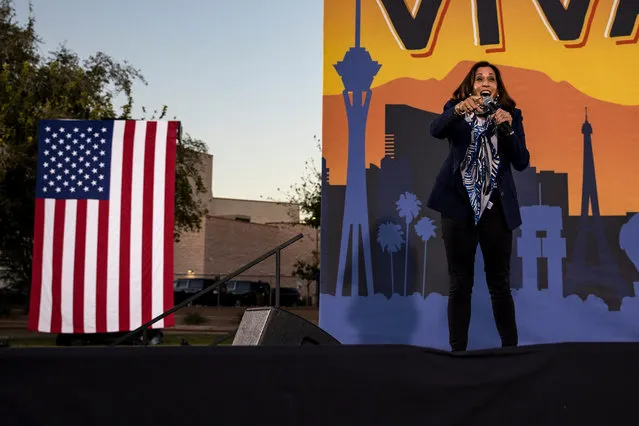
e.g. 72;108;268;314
189;151;300;224
174;217;318;302
209;197;299;224
173;151;212;277
173;217;207;276
204;217;317;302
173;150;316;301
192;151;215;213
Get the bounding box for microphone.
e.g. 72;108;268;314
481;95;512;135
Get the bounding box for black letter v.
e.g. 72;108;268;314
377;0;450;57
534;0;599;47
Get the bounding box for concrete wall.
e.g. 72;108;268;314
173;217;207;277
174;217;318;302
203;217;317;295
209;197;299;224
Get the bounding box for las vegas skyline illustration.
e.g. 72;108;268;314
319;0;639;350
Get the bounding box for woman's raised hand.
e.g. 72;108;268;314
454;95;482;115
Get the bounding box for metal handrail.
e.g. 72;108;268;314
110;233;304;346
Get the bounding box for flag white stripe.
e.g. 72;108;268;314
32;120;175;333
106;120;125;332
152;121;168;328
84;200;99;333
38;199;56;333
129;121;147;330
60;199;77;333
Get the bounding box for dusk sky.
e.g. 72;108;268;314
13;0;323;202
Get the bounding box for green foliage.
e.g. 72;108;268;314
280;135;321;304
292;252;319;283
183;311;207;325
292;249;319;305
277;135;321;228
0;0;208;292
174;134;209;241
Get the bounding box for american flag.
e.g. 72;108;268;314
28;119;178;334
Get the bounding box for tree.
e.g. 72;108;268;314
277;135;321;228
279;135;321;304
174;133;209;241
291;249;319;305
0;0;208;292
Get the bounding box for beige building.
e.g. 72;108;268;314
209;197;299;224
173;152;319;302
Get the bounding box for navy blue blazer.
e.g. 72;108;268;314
427;99;530;231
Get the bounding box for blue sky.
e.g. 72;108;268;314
13;0;323;202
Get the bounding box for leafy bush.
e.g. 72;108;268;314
183;312;207;325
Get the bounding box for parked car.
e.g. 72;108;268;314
173;278;230;306
173;278;303;308
225;280;270;306
271;287;302;307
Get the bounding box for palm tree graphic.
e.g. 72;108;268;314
396;192;421;295
414;216;436;296
377;221;404;295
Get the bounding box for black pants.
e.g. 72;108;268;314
441;195;518;351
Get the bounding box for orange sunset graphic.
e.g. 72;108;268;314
322;0;639;216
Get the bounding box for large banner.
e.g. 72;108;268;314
319;0;639;350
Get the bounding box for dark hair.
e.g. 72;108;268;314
451;61;516;111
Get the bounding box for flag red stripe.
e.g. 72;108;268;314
142;122;157;325
163;121;178;326
50;199;66;333
96;200;109;332
29;119;180;333
28;198;46;331
73;199;88;333
119;121;136;330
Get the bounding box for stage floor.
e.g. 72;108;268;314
1;342;637;425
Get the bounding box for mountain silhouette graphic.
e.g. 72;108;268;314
323;60;639;216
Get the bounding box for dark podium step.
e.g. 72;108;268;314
1;342;637;426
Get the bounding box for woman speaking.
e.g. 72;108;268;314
427;61;530;352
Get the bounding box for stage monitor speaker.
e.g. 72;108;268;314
232;307;341;346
